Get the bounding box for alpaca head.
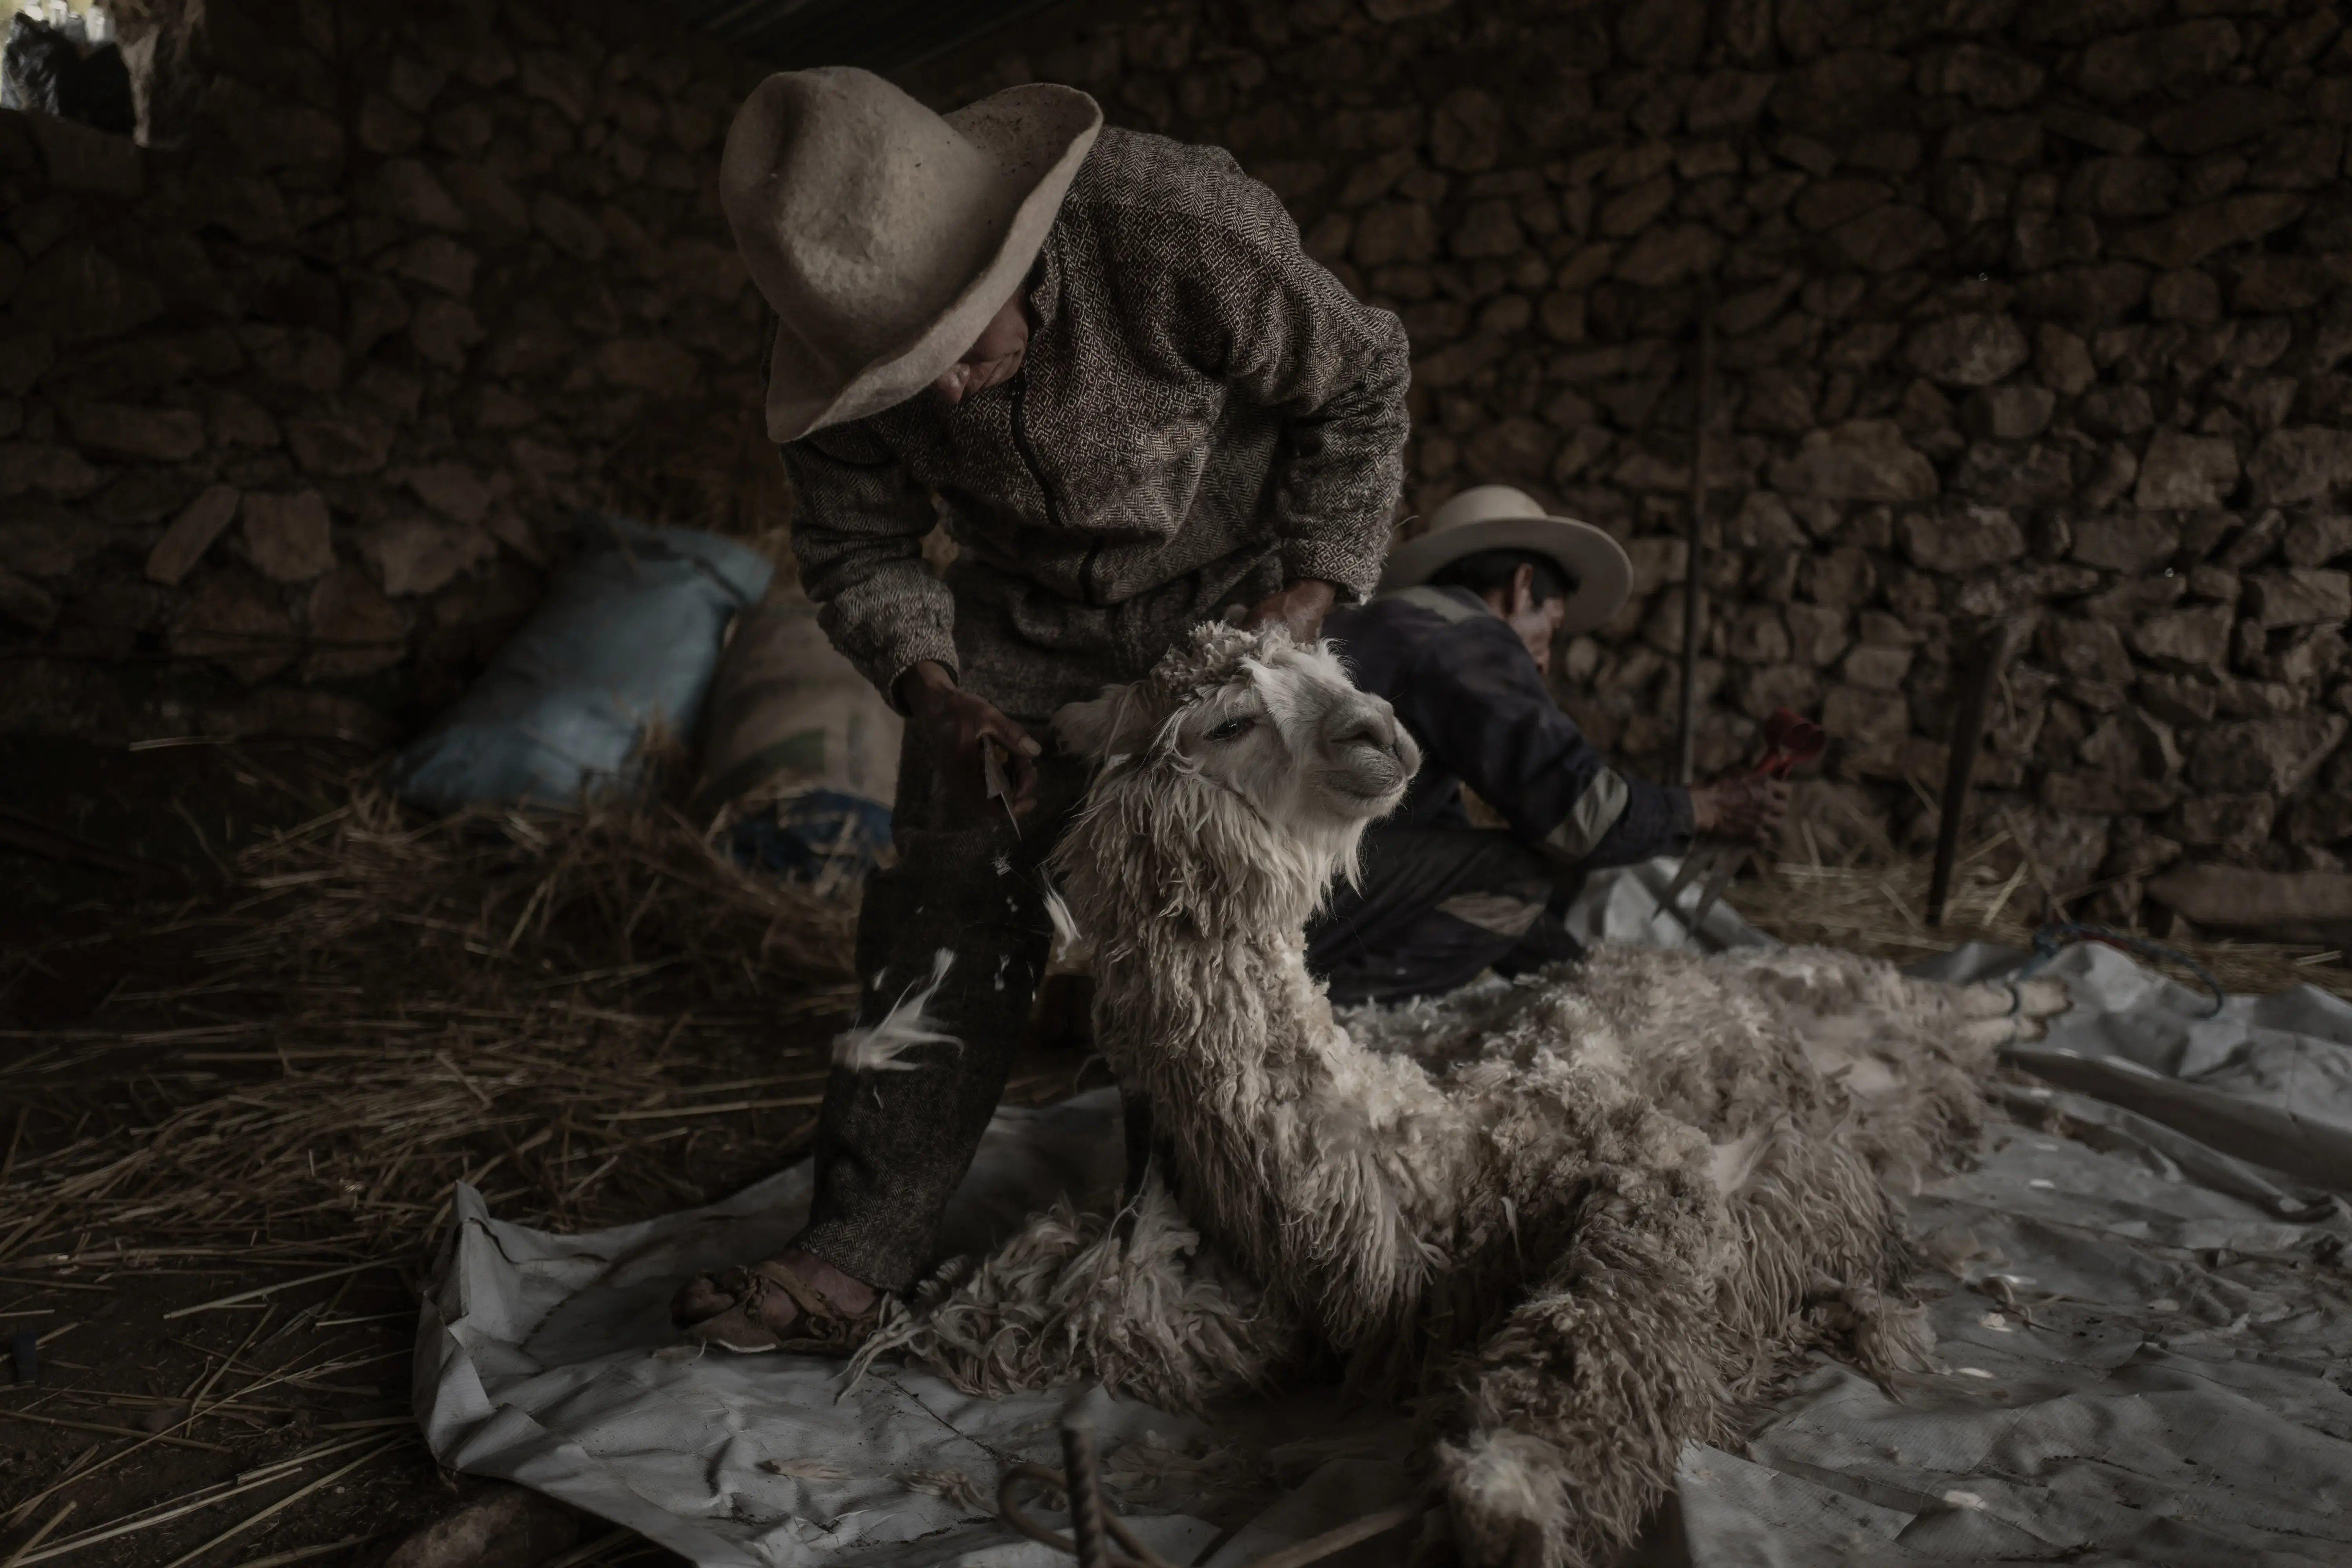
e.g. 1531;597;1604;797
1051;623;1419;943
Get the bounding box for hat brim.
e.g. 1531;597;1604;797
1381;515;1633;635
764;83;1103;442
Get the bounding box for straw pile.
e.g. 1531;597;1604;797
1729;825;2352;1004
2;786;865;1273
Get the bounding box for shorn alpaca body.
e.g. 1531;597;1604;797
862;624;2065;1568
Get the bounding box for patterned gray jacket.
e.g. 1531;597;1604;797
782;125;1413;721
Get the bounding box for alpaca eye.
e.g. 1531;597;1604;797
1206;715;1256;742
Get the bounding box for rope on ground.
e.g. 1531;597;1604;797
2012;920;2227;1018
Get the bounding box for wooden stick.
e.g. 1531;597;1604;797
1927;617;2030;927
161;1259;392;1319
0;1502;74;1568
1677;285;1717;788
152;1442;395;1568
0;1410;230;1453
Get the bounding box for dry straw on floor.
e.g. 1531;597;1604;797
1730;822;2352;1005
3;786;863;1274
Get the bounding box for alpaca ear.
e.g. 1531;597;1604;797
1053;685;1142;762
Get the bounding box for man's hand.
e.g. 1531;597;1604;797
1240;579;1340;643
1689;774;1790;843
896;660;1044;816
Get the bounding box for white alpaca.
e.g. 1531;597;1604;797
858;624;2064;1568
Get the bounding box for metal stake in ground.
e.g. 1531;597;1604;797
1677;285;1717;788
1927;617;2032;927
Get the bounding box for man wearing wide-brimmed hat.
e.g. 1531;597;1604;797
673;68;1411;1350
1304;483;1788;1004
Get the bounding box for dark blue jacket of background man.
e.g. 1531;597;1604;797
1323;584;1691;866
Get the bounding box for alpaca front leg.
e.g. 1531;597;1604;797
1946;975;2071;1049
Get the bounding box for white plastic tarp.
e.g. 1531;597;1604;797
415;860;2352;1566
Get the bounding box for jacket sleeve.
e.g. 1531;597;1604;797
1121;163;1412;603
782;423;958;711
1395;616;1692;868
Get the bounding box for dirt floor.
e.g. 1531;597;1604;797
0;734;1089;1568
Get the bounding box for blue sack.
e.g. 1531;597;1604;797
389;516;775;814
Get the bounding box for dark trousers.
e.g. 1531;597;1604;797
1305;827;1586;1006
795;733;1089;1293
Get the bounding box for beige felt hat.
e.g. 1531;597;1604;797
1383;483;1632;635
720;68;1102;442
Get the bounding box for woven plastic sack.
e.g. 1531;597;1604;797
389;517;773;813
690;581;902;819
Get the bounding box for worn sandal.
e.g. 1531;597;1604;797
673;1258;883;1355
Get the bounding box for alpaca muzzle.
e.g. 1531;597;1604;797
1320;695;1417;804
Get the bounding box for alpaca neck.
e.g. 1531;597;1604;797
1081;850;1445;1350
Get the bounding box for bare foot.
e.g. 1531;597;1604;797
671;1247;879;1349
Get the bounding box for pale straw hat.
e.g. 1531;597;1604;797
1382;483;1632;635
720;68;1102;442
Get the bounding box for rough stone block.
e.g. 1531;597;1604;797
405;464;492;526
1839;642;1912;691
392;236;478;298
1769;420;1937;502
2134;428;2241;510
12;243;163;342
409;298;485;372
2041;618;2136;686
2149;85;2294;156
2077;20;2242;104
1904;312;2029;387
531;192;608;262
209;388;281;449
2041;771;2175;816
2112;193;2306;269
0;441;100;499
1613;225;1722;288
362;516;495;597
303;564;409;679
2071;514;2178;573
1898;504;2026;572
2284;515;2352;569
2188;713;2347;795
2149;864;2352;942
441;162;533;246
241;491;336;583
1597;176;1673;238
172;565;295;684
59;401;205;463
2245;569;2352;630
1961;384;2055;441
2129;603;2233;670
1826;205;1947;274
2169;792;2274;853
146;483;241;585
2245;428;2352;508
365;158;470;232
285;404;396;476
1822;683;1909;749
2062;156;2175;218
0;563;56;631
1352;201;1436;267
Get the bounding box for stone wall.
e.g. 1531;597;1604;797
910;0;2352;922
0;0;781;742
6;0;2350;926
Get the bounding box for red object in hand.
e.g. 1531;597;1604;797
1755;708;1825;779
